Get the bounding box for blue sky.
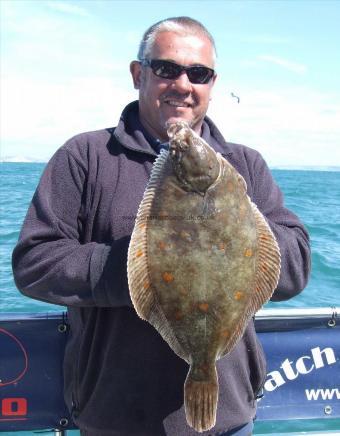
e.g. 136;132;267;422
1;0;340;167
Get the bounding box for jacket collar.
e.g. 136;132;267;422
113;101;157;156
114;100;233;158
201;115;233;158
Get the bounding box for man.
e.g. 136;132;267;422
12;16;310;436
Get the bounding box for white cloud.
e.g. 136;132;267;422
46;1;90;17
258;55;307;75
207;81;340;167
1;74;136;161
2;74;339;167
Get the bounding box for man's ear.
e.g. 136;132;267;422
130;61;142;89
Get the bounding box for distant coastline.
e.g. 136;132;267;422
271;165;340;172
1;157;339;172
0;156;47;163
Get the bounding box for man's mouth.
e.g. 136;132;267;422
164;99;192;108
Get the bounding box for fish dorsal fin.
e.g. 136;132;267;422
251;201;281;312
148;149;170;186
127;149;169;320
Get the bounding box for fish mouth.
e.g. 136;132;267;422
167;121;191;140
168;132;190;167
167;121;193;158
169;140;188;164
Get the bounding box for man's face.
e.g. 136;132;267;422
130;31;217;141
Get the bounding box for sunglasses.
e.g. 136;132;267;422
140;59;215;84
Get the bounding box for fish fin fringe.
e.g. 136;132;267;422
252;201;281;312
127;194;154;320
184;366;218;433
127;149;169;319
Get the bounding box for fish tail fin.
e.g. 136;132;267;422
184;365;218;432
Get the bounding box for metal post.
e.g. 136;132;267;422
54;430;67;436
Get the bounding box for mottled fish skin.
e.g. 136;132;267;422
127;121;281;432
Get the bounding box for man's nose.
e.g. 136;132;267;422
172;71;192;92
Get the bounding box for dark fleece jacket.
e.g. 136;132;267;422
12;101;311;435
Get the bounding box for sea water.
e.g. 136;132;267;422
1;163;340;435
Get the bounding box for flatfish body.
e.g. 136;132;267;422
127;122;281;432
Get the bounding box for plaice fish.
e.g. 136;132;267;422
127;121;281;432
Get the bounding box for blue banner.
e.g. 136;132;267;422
256;311;340;421
0;310;339;431
0;313;74;431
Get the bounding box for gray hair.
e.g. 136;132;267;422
137;16;217;63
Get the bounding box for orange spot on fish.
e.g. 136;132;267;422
158;241;166;250
136;249;143;258
261;263;268;272
239;203;247;219
200;363;209;373
218;242;225;251
226;181;234;192
143;280;149;290
234;291;244;300
174;310;183;320
162;272;174;283
139;222;146;229
244;248;253;257
221;329;229;338
198;302;209;313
